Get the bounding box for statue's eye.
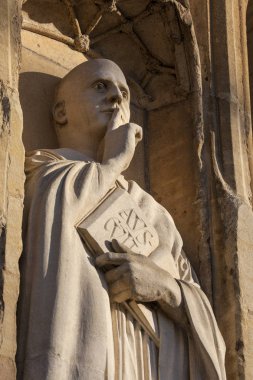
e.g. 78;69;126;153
121;90;129;99
94;81;106;90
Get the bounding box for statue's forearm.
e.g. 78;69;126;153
102;123;142;170
94;157;131;196
101;155;131;179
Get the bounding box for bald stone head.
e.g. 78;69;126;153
53;59;131;157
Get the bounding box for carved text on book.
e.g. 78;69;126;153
104;208;157;254
78;188;159;256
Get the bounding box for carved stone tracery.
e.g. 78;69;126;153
21;0;199;110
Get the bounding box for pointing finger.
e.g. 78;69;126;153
107;108;121;132
112;239;140;255
96;252;129;267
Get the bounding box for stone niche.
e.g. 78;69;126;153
20;0;206;292
3;0;250;379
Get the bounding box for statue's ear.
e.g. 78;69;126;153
53;101;67;126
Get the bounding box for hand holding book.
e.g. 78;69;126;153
77;187;184;346
96;241;162;348
77;187;161;346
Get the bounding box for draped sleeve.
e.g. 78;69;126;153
125;179;226;380
25;149;122;224
18;149;118;380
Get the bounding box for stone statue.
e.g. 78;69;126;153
17;59;226;380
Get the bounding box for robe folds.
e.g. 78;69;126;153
17;148;226;380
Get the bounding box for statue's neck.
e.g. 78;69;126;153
57;128;103;162
57;126;104;162
58;145;99;162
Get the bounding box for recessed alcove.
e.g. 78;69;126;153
20;0;204;284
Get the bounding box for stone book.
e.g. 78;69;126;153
77;187;159;257
77;187;160;347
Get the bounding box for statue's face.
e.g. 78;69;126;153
63;60;130;141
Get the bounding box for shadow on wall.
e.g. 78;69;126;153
19;72;59;151
22;0;74;37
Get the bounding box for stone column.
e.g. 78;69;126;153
247;1;253;120
0;1;24;378
190;0;253;378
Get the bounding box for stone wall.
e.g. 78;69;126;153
0;1;24;378
190;0;253;378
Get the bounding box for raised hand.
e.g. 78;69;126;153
102;108;143;170
107;108;142;143
107;108;124;132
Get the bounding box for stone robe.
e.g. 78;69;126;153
17;148;226;380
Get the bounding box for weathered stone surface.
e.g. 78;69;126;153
0;1;24;379
189;0;253;378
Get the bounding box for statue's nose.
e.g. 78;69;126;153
107;85;123;105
